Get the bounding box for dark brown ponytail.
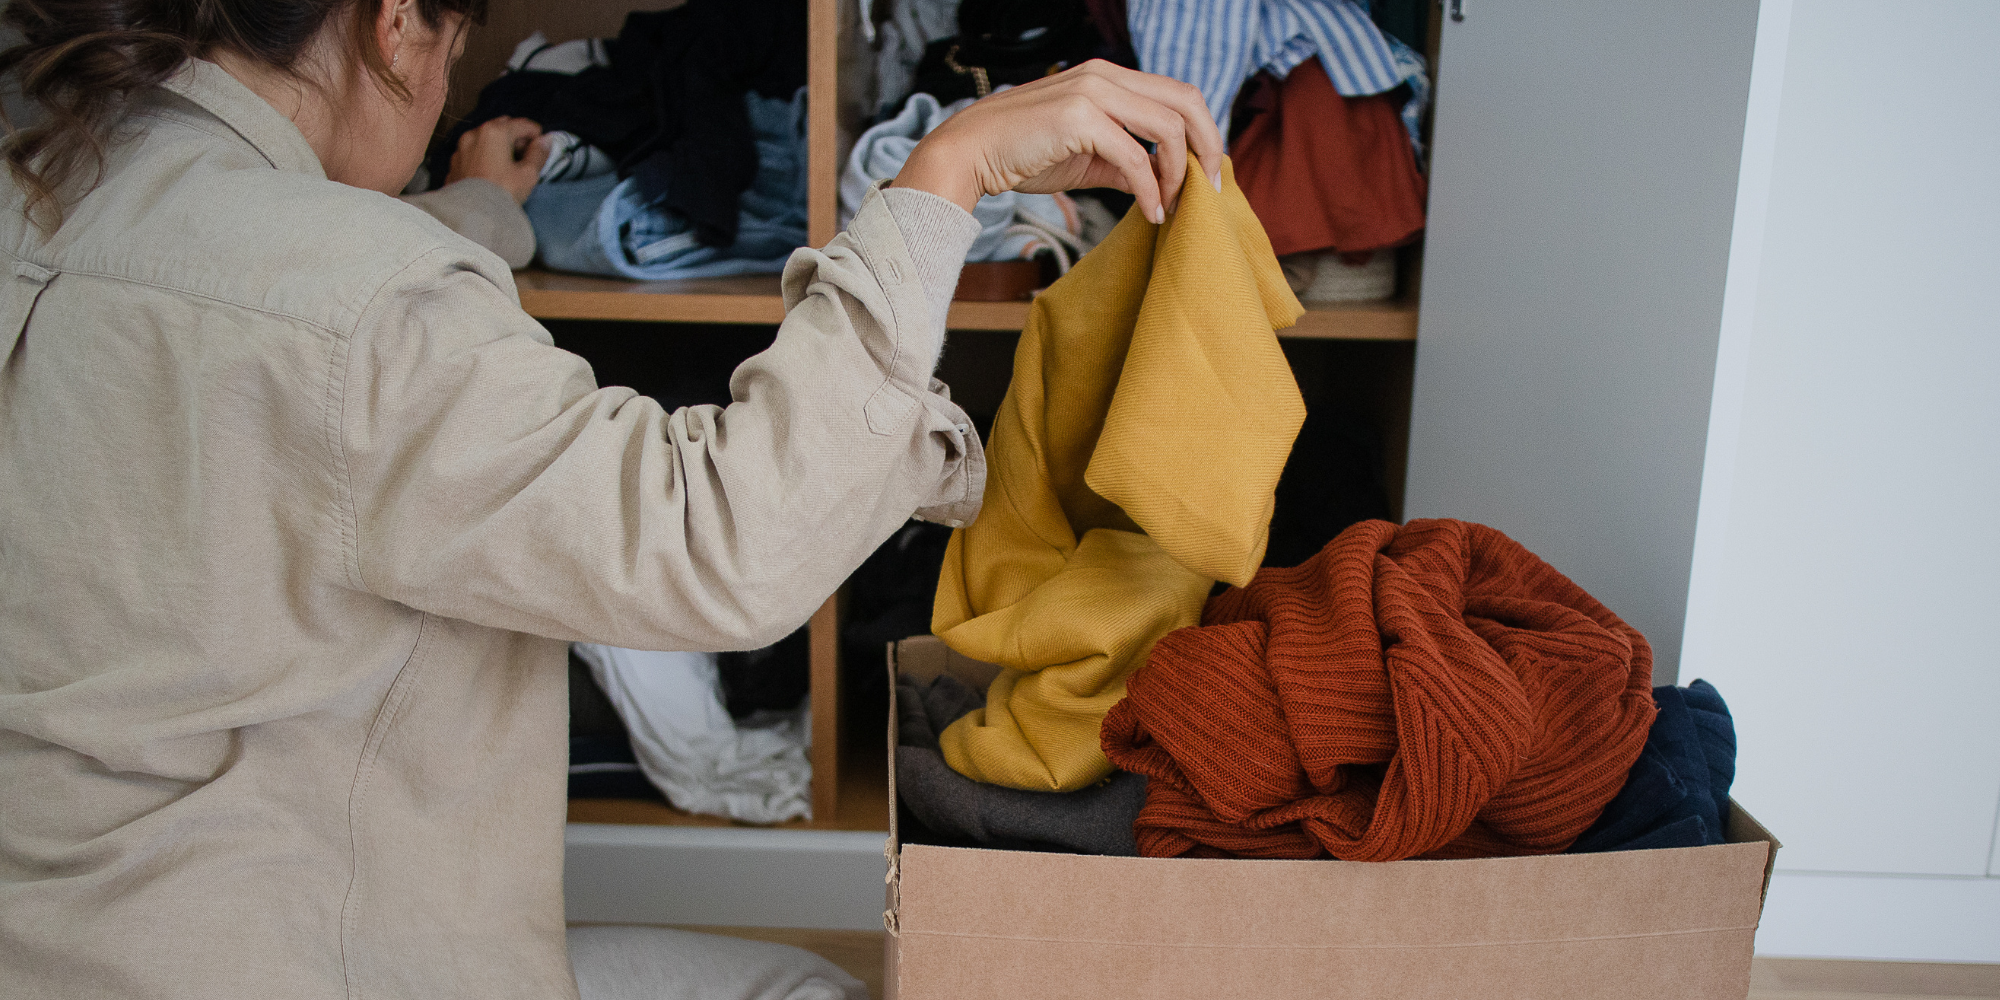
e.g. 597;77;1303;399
0;0;487;230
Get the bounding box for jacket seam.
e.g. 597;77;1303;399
337;612;435;1000
336;247;472;596
852;201;927;434
5;263;393;338
326;311;361;593
853;226;909;426
126;111;261;164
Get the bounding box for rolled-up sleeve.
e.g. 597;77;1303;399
338;186;984;650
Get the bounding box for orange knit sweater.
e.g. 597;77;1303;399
1101;519;1657;861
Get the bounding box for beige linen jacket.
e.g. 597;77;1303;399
0;60;983;999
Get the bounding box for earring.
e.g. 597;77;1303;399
391;51;400;68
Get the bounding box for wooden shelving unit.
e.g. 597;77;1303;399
460;0;1428;835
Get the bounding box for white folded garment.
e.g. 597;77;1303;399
572;643;812;825
507;30;611;75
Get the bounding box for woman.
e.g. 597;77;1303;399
0;0;1221;996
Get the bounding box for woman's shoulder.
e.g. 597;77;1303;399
4;114;515;336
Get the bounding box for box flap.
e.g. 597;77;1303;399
1725;798;1781;909
885;636;1007;859
889;634;1004;688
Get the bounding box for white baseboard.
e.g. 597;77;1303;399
1758;870;2000;962
564;823;889;931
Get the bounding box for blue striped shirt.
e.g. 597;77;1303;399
1130;0;1431;155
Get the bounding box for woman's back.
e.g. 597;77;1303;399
0;60;583;1000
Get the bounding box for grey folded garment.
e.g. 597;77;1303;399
896;673;1147;857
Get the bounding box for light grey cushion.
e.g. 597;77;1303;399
568;926;868;1000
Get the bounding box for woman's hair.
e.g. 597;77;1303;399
0;0;487;228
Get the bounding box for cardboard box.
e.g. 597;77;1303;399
884;635;1780;1000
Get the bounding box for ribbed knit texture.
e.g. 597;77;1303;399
879;184;983;340
1101;519;1658;860
932;157;1306;791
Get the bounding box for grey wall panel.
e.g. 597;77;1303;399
1405;0;1761;680
565;825;889;930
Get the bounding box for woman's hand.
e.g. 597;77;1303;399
444;117;552;204
892;60;1225;225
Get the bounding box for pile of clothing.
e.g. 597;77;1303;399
846;0;1128;279
1128;0;1431;300
899;144;1739;861
431;0;809;280
910;509;1743;861
859;0;1430;298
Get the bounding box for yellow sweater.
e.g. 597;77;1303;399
932;158;1306;791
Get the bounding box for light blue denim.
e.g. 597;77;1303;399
839;91;1070;263
526;88;809;280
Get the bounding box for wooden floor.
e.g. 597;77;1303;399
678;927;2000;999
1751;958;2000;999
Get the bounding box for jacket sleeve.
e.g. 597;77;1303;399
338;186;985;650
398;179;538;270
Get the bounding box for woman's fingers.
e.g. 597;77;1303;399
445;117;550;204
1076;61;1225;192
893;61;1228;223
1078;107;1165;222
1069;72;1192;211
494;116;546;152
520;134;554;174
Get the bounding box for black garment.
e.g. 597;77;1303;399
839;520;956;742
717;626;811;719
569;650;655;799
568;734;665;800
1570;680;1738;853
909;0;1097;105
570;649;625;739
1370;0;1430;54
896;672;1148;856
1082;0;1138;67
431;0;807;249
1263;406;1394;568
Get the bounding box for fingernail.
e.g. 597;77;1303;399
1151;205;1165;225
1211;171;1222;191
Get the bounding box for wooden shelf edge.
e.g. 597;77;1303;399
1286;299;1419;341
520;281;1417;342
519;288;788;325
948;297;1418;340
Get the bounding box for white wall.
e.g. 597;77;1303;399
1684;0;2000;961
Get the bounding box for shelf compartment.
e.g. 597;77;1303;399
566;728;889;833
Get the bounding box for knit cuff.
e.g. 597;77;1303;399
878;183;979;335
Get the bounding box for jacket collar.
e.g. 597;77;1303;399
159;59;326;179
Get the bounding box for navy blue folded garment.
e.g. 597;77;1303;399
1569;679;1737;853
568;734;662;801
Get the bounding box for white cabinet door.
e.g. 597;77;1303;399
1404;0;1762;682
1682;0;2000;878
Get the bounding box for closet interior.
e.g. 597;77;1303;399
448;0;1438;833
